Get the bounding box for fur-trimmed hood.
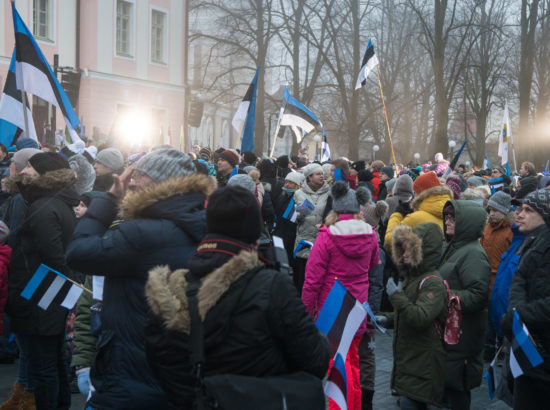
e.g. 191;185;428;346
410;185;453;211
119;173;212;220
391;223;443;276
146;250;260;334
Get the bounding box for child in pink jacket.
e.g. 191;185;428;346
302;181;379;410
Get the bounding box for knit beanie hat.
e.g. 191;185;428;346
512;190;550;224
446;177;461;200
467;176;485;187
331;181;370;214
199;147;211;161
79;191;103;207
207;186;262;244
393;175;413;202
302;163;323;178
285;170;305;186
435;153;445;163
0;221;9;244
385;178;397;194
13;148;41;172
351;160;366;172
487;191;511;215
96;148;124;171
218;149;240;166
276;155;290;169
357;169;374;182
227;174;256;194
380;165;395;179
16;137;39;151
493;165;507;176
405;169;418;181
133;149;196;182
29;152;70;175
413;171;440;194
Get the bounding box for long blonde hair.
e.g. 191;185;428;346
324;211;363;226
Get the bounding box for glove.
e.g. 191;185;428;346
296;206;312;217
76;367;90;396
396;201;413;216
386;277;403;296
374;315;387;326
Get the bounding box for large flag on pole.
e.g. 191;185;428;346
321;129;331;162
232;67;259;153
11;2;80;140
498;103;510;168
355;39;379;90
280;87;322;143
0;48;37;148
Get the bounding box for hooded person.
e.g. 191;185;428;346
293;163;332;293
5;153;79;410
434;153;450;176
92;147;124;192
385;174;413;222
385;171;453;247
439;200;491;409
379;223;448;409
65;149;211;410
144;186;330;409
302;181;379;410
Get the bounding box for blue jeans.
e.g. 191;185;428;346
17;334;70;410
15;336;33;392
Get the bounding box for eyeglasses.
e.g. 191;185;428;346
444;214;455;222
491;170;500;174
516;206;534;215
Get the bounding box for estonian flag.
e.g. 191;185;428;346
0;49;38;149
498;103;510;168
21;264;84;310
483;359;498;400
282;197;297;223
11;3;80;134
321;129;331;162
483;153;491;170
316;280;367;357
280;87;322;143
325;352;348;410
232;67;259;153
355;39;379;90
509;309;544;378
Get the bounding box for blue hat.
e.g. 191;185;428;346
16;137;39;151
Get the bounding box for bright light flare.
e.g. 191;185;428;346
117;110;151;147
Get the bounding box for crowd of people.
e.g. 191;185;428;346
0;138;548;410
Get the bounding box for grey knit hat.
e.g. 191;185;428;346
227;174;256;194
487;191;511;214
13;148;42;172
331;181;370;214
385;178;397;194
380;165;395;179
133;149;195;182
285;171;305;186
96;148;124;171
392;175;413;202
467;176;486;187
302;163;323;178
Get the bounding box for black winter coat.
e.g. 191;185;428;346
502;224;550;382
65;174;210;410
145;243;330;409
6;169;79;335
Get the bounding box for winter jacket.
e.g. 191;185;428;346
65;174;210;410
71;275;98;369
439;200;490;391
371;171;382;200
385;185;453;247
293;181;331;258
2;193;27;248
490;225;525;337
501;224;550;382
93;171;119;192
0;243;11;335
6;169;79;335
145;246;330;409
385;223;447;407
302;215;379;334
480;217;513;289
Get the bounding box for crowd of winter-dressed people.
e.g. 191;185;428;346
0;138;548;410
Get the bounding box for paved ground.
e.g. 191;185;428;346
0;332;511;409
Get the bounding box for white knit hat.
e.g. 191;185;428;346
302;163;323;177
285;171;305;186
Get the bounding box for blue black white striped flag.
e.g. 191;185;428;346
325;352;348;410
280;87;322;143
232;67;258;153
11;3;80;135
510;309;544;378
355;39;379;90
483;359;498;400
21;264;84;310
321;129;331;162
0;48;37;148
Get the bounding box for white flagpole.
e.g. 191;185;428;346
21;91;30;139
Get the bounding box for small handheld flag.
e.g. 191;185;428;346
232;67;259;153
325;352;348;410
509;309;543;378
355;39;379;90
293;240;313;259
483;358;498;400
21;264;90;310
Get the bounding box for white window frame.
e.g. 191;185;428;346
150;6;169;66
114;0;136;60
33;0;56;44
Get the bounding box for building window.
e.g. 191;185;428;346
33;0;53;41
116;0;133;57
151;9;166;64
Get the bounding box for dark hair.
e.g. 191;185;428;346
0;143;7;156
332;158;350;177
242;151;257;166
258;159;277;180
193;160;209;175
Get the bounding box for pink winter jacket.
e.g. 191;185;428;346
302;215;379;335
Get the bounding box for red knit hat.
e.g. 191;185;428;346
219;149;239;166
413;171;440;194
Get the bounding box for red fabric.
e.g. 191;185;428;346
347;175;357;190
371;172;381;199
328;335;363;410
0;243;12;335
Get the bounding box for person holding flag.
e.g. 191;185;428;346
501;190;550;408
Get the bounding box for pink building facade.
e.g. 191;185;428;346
0;0;188;149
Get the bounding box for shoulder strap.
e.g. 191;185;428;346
418;274;441;292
